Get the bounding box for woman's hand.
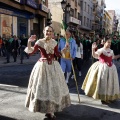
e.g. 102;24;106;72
92;42;97;50
28;35;36;42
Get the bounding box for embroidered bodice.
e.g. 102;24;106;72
25;38;61;64
95;48;114;67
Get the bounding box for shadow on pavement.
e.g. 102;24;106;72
107;100;120;108
48;104;120;120
0;115;16;120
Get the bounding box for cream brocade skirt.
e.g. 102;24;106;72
82;61;120;101
25;60;71;113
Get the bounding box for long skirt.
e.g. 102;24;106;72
82;61;120;101
25;60;71;113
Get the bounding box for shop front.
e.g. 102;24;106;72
0;6;33;37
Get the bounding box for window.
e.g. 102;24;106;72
75;8;77;18
80;1;83;10
91;8;92;14
84;2;86;11
80;16;82;25
78;13;80;20
88;5;89;13
90;20;91;28
70;8;74;17
84;16;86;26
87;18;89;27
75;0;77;6
78;0;80;6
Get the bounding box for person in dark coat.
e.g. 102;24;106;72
11;35;19;62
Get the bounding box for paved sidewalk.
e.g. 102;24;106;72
0;86;120;120
0;53;40;67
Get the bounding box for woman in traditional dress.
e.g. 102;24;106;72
82;37;120;104
24;26;71;119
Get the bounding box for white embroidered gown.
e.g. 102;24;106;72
24;38;71;113
82;48;120;101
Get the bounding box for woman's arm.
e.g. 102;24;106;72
24;35;39;55
92;42;98;59
113;54;120;59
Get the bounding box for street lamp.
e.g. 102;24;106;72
115;19;119;31
61;0;66;11
61;0;71;30
47;9;52;26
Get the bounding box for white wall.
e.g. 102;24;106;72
13;16;17;36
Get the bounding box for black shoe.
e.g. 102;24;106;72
101;100;111;104
45;113;56;120
67;83;70;87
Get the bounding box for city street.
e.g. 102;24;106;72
0;55;120;120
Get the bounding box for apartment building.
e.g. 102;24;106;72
67;0;81;35
48;0;81;36
79;0;93;34
104;10;112;34
107;10;118;33
0;0;49;38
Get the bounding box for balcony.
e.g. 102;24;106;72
69;16;81;25
95;16;100;23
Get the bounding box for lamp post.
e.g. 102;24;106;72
61;0;71;30
47;9;52;26
61;0;81;103
115;19;119;31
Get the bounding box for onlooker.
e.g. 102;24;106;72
11;35;19;62
20;34;29;64
4;36;12;63
71;35;83;78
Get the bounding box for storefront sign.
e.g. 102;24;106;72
14;0;21;3
40;4;48;13
26;0;38;9
0;8;33;19
70;17;81;25
0;8;13;15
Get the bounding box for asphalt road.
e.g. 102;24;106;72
1;60;120;120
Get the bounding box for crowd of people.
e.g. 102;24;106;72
0;26;120;119
23;25;120;120
0;34;29;64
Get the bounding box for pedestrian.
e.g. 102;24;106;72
58;28;76;85
24;26;71;120
11;35;19;62
20;34;29;64
71;35;83;79
4;36;12;63
82;37;120;104
111;35;120;83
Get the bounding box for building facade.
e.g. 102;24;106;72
48;0;81;36
104;10;112;34
0;0;49;38
107;10;118;33
79;0;93;34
